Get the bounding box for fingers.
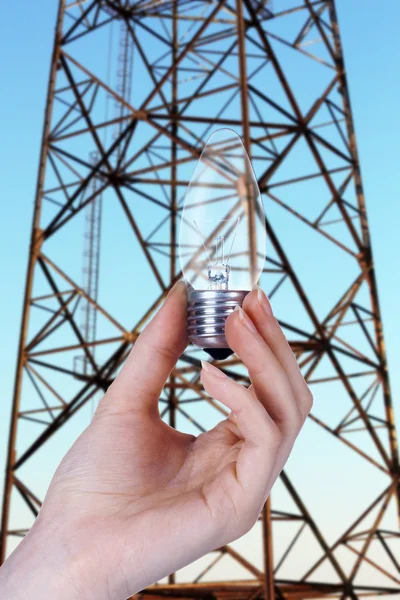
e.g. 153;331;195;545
200;361;281;497
200;290;312;534
225;304;303;436
242;286;313;419
102;281;187;414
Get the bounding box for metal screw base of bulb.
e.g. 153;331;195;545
187;289;249;358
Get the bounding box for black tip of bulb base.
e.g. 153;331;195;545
203;348;234;361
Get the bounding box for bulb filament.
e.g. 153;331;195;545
208;236;230;289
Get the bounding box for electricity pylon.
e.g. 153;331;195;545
2;1;399;598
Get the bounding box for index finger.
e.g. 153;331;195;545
105;281;188;414
243;286;313;418
225;305;302;435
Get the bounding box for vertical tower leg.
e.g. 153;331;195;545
262;499;275;600
0;0;65;563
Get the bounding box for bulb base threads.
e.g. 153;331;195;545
187;289;249;355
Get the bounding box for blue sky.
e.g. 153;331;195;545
0;0;399;581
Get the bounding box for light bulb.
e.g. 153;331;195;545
179;128;266;360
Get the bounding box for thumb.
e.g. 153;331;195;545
99;281;188;415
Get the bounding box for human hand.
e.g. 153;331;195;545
0;282;312;600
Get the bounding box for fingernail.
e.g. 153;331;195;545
167;280;187;298
234;304;258;333
252;284;273;316
201;360;226;378
228;411;238;423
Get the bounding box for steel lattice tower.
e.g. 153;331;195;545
1;1;399;598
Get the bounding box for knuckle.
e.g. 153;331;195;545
294;408;306;437
151;342;177;362
240;512;257;537
240;500;264;537
282;407;303;432
303;386;314;414
226;503;256;541
295;405;305;426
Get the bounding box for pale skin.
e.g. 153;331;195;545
0;282;313;600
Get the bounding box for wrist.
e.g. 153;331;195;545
0;517;99;600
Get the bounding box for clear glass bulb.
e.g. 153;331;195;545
179;128;266;358
179;128;266;291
